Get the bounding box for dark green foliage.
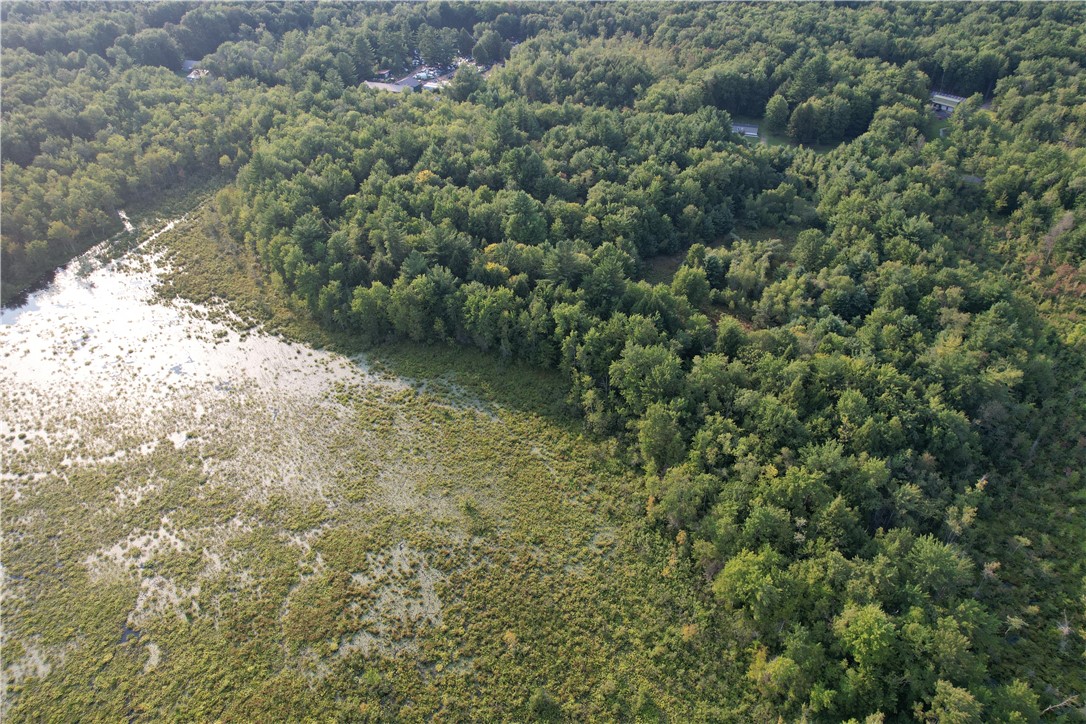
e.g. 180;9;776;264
126;28;182;69
528;687;563;721
446;63;484;102
764;94;789;134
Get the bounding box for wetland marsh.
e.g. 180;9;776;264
1;215;731;720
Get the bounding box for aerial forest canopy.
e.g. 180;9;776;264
3;1;1085;721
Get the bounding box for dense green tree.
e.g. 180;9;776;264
788;101;820;145
503;191;548;247
446;64;484;101
472;29;503;66
609;343;683;418
764;94;789;134
417;24;456;67
127;28;182;68
638;402;686;475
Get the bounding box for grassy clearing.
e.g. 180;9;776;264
922;114;952;141
2;209;747;720
737;224;803;249
730;114;839;154
639;251;688;286
638;225;804;288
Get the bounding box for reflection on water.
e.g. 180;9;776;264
0;221;396;458
0;220;434;707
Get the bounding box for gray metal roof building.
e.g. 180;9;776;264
931;92;966;113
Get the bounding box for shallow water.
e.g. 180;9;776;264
0;224;401;462
1;223;421;701
4;234;341;401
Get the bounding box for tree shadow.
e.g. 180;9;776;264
355;341;578;428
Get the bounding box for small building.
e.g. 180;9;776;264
931;92;966;115
422;81;446;92
732;123;759;139
364;81;412;93
186;68;211;82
